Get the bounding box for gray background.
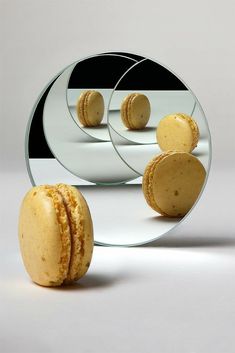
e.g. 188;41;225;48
1;1;235;352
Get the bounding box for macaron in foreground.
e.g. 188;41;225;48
156;113;199;153
77;90;104;127
142;152;206;217
121;93;151;130
18;184;93;287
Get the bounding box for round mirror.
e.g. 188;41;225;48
26;52;211;246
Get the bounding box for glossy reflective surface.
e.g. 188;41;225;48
26;52;211;246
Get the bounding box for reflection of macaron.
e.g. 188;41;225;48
156;113;199;153
77;90;104;127
18;184;93;286
121;93;151;130
142;152;206;217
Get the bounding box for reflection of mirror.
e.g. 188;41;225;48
26;52;211;246
43;61;139;185
108;59;211;175
66;54;141;142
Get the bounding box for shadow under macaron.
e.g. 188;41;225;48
43;272;121;291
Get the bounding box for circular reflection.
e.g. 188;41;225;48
66;54;140;141
108;58;211;175
25;52;211;246
42;62;139;184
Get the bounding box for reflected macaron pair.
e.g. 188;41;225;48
143;114;203;217
120;94;200;155
77;91;152;130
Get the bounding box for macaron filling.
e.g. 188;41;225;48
126;93;139;129
56;184;85;282
78;91;93;127
143;152;172;216
176;113;199;151
40;186;72;285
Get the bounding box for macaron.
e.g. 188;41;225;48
142;151;206;217
76;90;104;127
121;93;151;130
156;113;199;153
18;184;93;286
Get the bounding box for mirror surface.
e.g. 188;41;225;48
26;52;211;246
43;61;138;185
66;54;141;142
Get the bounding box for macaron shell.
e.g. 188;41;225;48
77;90;104;127
142;152;171;216
56;184;93;282
120;94;131;128
156;114;199;152
77;91;89;127
129;94;150;129
121;93;150;130
86;91;104;126
126;93;139;129
18;186;71;286
146;152;206;217
178;113;199;150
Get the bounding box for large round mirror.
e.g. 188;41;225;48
26;52;211;246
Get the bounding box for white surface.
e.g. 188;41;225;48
29;158;95;185
28;158;142;186
1;167;235;353
69;105;109;141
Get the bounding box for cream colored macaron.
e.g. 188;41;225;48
121;93;151;130
77;90;104;127
18;184;93;286
142;152;206;217
156;113;199;153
